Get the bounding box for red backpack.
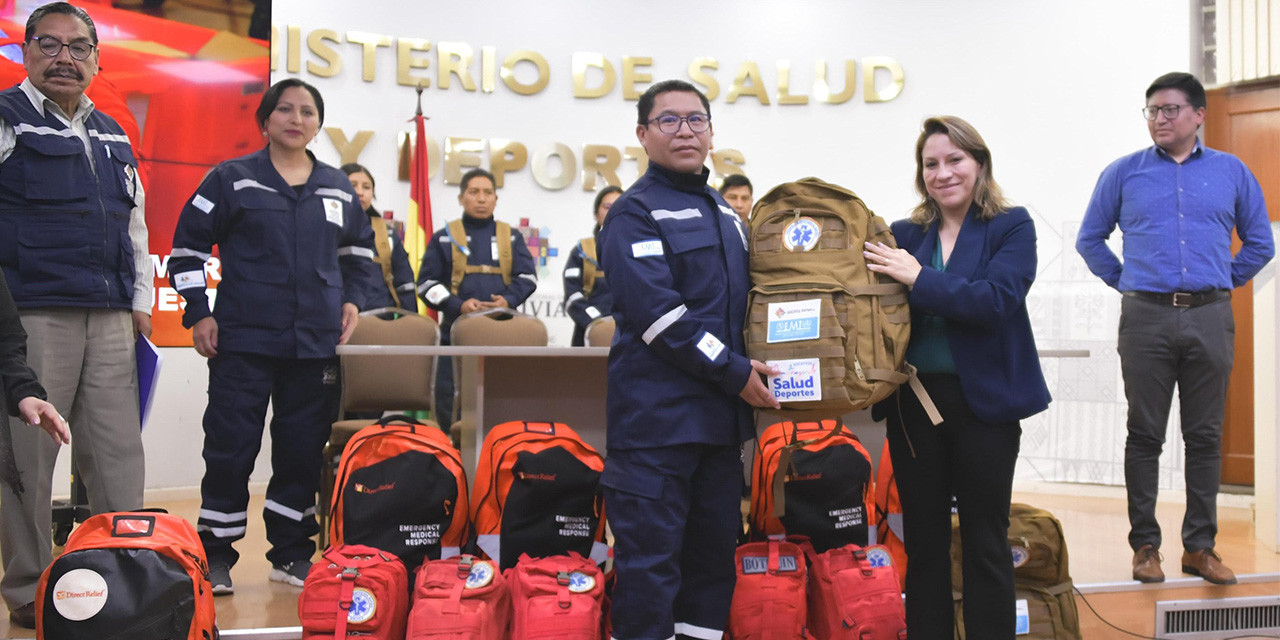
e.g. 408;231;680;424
299;545;409;640
36;511;217;640
728;536;807;640
407;554;511;640
507;552;605;640
751;420;875;552
872;441;908;590
803;542;906;640
330;415;470;568
471;421;607;570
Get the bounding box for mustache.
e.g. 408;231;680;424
44;68;83;81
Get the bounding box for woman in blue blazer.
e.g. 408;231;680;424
866;116;1051;639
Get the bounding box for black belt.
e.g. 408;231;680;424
1124;290;1230;308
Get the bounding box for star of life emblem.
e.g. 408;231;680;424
465;561;495;589
567;571;595;593
782;217;821;252
347;587;377;623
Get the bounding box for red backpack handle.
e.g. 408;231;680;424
322;544;396;569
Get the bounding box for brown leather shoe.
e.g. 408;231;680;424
8;602;35;629
1132;544;1165;583
1181;548;1237;585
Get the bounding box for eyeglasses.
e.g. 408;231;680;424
1141;104;1191;121
647;113;711;134
30;36;95;61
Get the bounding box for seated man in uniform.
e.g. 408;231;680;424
415;168;537;427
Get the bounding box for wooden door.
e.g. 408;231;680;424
1204;81;1280;486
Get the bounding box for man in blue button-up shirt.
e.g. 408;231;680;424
1077;72;1274;586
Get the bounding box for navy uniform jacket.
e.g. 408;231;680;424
876;205;1050;424
563;233;613;346
0;87;138;308
366;208;418;311
415;215;538;329
599;163;754;450
169;148;379;359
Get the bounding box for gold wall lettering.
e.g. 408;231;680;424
489;138;529;188
687;57;720;101
397;132;441;181
863;57;905;103
814;59;856;104
710;150;746;179
481;46;497;93
775;60;808;105
397;38;431;87
306;29;342;77
324;127;374;165
581;144;622;190
443;137;484;184
501;50;550;96
286;25;300;73
346;31;392;82
531;143;577;190
573;52;615;99
624;146;648;177
621;56;653;101
438;42;476;91
725;61;770;105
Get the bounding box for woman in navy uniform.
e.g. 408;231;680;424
342;163;416;312
563;185;620;346
168;79;378;595
866;116;1050;639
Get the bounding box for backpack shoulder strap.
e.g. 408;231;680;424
447;219;469;295
496;220;513;286
579;237;598;296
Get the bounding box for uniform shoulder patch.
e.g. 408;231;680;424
631;240;663;258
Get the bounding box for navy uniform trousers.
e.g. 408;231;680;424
602;443;742;640
198;351;340;567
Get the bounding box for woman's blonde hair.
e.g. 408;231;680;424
909;115;1011;226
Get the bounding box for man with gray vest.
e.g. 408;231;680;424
0;2;149;628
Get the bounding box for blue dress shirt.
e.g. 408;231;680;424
1076;140;1274;292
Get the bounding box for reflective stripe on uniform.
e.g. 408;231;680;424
197;524;247;538
642;304;687;344
14;122;75;138
567;291;585;305
651;208;702;221
586;306;601;319
397;282;416;292
519;273;537;282
264;499;316;522
199;508;247;523
565;267;581;279
88;129;130;143
674;623;723;640
338;245;375;259
171;247;212;261
232;178;278;193
314;187;352;202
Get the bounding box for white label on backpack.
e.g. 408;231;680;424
1015;598;1030;634
766;299;822;343
348;587;377;623
767;358;821;402
52;569;109;621
741;555;799;574
782;216;822;251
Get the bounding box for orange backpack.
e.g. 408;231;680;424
873;440;908;589
471;421;607;570
750;420;875;552
37;511;216;640
330;415;470;568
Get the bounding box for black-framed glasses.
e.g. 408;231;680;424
647;113;711;134
31;36;95;61
1142;104;1191;121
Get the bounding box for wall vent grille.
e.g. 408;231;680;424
1155;595;1280;638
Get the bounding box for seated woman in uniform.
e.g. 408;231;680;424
167;78;378;595
342;163;417;313
865;115;1050;640
563;185;620;346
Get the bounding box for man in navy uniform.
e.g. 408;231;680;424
416;168;538;426
0;3;149;628
599;79;779;640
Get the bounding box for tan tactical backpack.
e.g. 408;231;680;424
746;177;915;417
